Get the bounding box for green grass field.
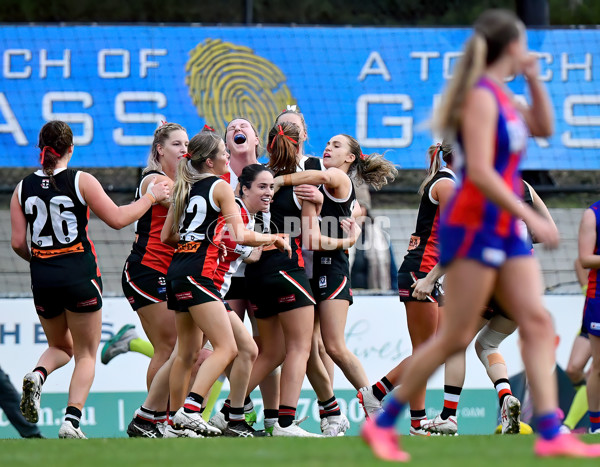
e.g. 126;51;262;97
2;435;600;466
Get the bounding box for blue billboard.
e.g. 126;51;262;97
0;26;598;169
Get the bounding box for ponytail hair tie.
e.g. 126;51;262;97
40;146;61;165
182;153;192;160
268;124;298;151
203;124;215;132
359;152;367;161
429;143;442;170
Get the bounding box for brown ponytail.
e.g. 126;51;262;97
37;120;73;190
418;141;454;195
266;121;300;176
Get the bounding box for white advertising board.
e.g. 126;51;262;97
0;295;586;393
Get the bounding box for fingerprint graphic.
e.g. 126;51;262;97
186;39;297;146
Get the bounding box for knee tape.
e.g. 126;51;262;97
476;325;509;371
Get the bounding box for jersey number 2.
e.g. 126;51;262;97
180;195;208;241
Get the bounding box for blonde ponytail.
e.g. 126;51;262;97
434;33;487;138
435;9;523;138
171;129;223;233
172;161;195;233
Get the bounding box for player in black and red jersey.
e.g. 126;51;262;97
275;109;350;436
219;117;265;425
273;133;397;433
269;108;332;434
12;120;170;439
207;164;281;437
275;107;343;420
160;129;289;437
241;121;328;437
367;142;456;435
106;123;193;439
114;123;188;391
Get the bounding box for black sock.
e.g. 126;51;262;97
381;377;394;391
410;409;427;429
264;408;279;420
183;392;204;414
65;406;82;429
220;399;231;421
33;366;48;384
229;406;244;423
440;385;462;419
278;405;296;428
318;396;341;418
134;405;155;423
154;411;167;423
494;378;512;407
244;396;254;413
372;376;394;401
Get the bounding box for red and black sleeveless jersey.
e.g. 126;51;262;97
126;170;174;274
313;182;356;277
213;198;254;296
270;184;304;267
246;156;323;276
167;176;226;280
399;168;456;273
18;168;100;287
246;184;303;276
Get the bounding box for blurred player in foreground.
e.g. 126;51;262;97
361;9;600;460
